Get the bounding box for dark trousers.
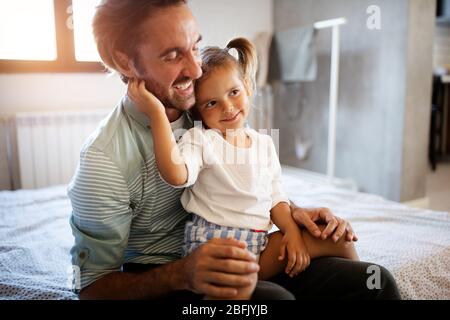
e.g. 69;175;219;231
123;257;401;300
267;257;400;300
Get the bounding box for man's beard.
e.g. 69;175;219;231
144;78;196;111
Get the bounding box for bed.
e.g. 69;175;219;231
1;166;449;300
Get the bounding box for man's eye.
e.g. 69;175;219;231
165;52;178;61
192;47;201;59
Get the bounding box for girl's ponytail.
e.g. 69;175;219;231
226;38;258;95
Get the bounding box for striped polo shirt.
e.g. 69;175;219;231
68;95;193;291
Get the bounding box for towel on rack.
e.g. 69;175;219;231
271;26;317;82
253;32;273;87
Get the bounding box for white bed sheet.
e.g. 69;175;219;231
0;167;449;300
0;186;76;300
282;167;450;300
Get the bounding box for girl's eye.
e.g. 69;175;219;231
230;89;240;96
205;101;217;109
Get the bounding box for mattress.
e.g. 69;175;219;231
0;167;449;300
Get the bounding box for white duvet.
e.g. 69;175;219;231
0;186;76;300
0;167;449;300
281;167;450;300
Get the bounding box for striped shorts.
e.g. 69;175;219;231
182;215;268;257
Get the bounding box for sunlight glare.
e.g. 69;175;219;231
73;0;102;62
0;0;57;61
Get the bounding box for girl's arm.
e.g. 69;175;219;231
270;202;300;235
270;202;310;277
128;79;187;186
267;134;310;276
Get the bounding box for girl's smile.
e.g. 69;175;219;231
221;110;242;123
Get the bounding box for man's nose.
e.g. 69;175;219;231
182;51;202;80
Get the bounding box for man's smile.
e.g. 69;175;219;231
173;80;194;96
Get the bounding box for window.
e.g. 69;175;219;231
0;0;103;72
72;0;102;62
0;0;57;61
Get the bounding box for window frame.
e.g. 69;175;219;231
0;0;104;73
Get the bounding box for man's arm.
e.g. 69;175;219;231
289;201;358;242
79;259;184;300
80;238;260;300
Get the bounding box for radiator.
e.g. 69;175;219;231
13;110;109;189
0;118;13;190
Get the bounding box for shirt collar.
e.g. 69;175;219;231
123;94;151;128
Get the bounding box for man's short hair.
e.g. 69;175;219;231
93;0;187;83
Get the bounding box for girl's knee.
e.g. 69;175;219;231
328;232;359;260
338;240;359;261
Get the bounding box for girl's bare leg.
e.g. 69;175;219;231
258;226;359;280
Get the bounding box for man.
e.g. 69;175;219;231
68;0;400;300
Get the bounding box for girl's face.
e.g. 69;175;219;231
195;65;251;134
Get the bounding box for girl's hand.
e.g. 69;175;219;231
127;79;165;119
278;229;310;277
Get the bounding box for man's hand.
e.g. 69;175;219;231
127;79;166;119
181;238;259;299
291;206;358;243
278;228;310;277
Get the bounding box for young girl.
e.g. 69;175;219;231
128;37;358;299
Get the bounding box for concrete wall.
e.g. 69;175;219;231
402;0;436;201
273;0;435;201
190;0;273;47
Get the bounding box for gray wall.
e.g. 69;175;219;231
273;0;435;201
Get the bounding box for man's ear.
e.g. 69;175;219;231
112;50;137;79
